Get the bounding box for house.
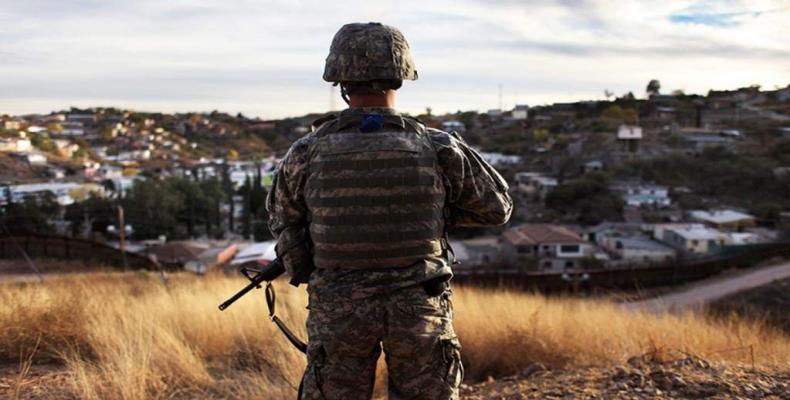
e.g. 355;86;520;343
487;109;503;118
583;160;603;173
611;182;671;208
514;172;558;199
617;124;642;153
15;152;47;166
479;152;522;167
600;235;676;266
1;182;82;206
689;210;756;230
501;224;592;272
184;244;238;275
441;120;466;133
512;105;529;120
53;139;80;158
229;241;277;271
2;119;23;130
450;236;501;270
617;125;643;140
60;122;85;136
662;226;729;255
0;136;32;153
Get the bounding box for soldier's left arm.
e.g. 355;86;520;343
430;130;514;227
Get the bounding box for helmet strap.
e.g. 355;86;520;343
339;83;351;105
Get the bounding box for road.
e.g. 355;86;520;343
626;261;790;313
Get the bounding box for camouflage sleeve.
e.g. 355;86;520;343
429;130;513;227
266;135;315;285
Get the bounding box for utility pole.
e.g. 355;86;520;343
498;84;503;111
117;205;128;272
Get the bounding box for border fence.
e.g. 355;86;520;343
0;232;155;270
454;241;790;292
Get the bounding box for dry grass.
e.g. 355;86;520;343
0;272;788;399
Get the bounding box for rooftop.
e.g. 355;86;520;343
503;224;584;246
689;210;755;224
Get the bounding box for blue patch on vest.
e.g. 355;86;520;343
360;114;384;132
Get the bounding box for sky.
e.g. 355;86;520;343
0;0;788;119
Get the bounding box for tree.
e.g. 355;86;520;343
646;79;661;96
545;172;624;225
600;105;637;126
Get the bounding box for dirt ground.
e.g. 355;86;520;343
461;355;790;400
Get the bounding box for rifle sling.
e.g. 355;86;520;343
265;282;308;354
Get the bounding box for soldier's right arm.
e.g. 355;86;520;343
429;130;513;227
266;136;315;285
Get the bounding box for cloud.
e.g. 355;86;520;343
0;0;787;118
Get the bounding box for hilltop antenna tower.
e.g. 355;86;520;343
498;84;503;110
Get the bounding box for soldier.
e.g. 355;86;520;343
267;22;513;400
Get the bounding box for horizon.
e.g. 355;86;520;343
1;0;789;119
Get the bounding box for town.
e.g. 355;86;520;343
2;81;789;281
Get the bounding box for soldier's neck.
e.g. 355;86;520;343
348;91;396;108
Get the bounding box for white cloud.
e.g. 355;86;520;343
0;0;787;118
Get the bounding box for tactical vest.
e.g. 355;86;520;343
304;115;446;270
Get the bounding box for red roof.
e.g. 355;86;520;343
503;224;584;246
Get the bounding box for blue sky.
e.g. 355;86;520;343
0;0;788;119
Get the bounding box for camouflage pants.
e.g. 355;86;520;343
299;285;462;400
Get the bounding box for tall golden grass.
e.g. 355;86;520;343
1;272;788;399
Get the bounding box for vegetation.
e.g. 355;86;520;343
619;151;790;225
545;172;624;225
1;273;788;399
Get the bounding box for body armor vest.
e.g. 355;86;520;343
305;116;445;269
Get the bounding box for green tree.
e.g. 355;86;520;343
646;79;661;96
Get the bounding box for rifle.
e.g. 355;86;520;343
218;258;307;353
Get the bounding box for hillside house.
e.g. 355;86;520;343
501;224;592;272
2;119;23;130
0;137;32;153
662;226;729;255
514;172;558;199
689;210;756;231
611;182;670;208
600;235;676;266
1;182;82;206
53;139;80;158
512;105;529;120
617;124;642;153
441;120;466;133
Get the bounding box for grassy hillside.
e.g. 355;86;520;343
1;273;788;399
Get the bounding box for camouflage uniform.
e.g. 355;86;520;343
266;23;512;400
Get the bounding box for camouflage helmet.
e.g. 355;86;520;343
323;22;418;83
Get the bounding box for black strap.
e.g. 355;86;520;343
265;282;308;354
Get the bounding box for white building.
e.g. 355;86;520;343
441;120;466;133
514;172;558;198
2;182;82;206
613;183;671;208
600;236;676;265
0;137;32;153
689;210;756;230
662;226;730;254
617;124;643;140
512;105;529;120
479;151;522;167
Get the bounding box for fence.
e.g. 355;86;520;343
454;241;790;292
0;232;155;270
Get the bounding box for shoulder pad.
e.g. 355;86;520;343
402;115;426;133
426;127;467;145
311;113;338;132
